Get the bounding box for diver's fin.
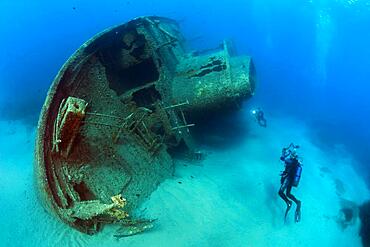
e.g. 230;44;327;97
295;208;301;222
295;201;302;223
284;201;292;223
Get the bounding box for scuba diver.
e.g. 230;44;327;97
251;108;267;127
278;143;302;223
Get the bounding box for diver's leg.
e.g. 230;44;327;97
258;119;267;127
278;182;290;205
286;185;301;222
261;118;267;127
286;185;299;204
279;180;292;221
295;201;301;222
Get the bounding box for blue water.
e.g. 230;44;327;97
1;0;370;246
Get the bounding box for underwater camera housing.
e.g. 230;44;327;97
34;16;256;235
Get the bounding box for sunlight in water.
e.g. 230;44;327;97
315;8;332;87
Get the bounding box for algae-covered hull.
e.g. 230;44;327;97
35;16;255;234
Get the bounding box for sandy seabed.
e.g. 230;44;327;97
0;116;368;247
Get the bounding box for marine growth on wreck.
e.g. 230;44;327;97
34;16;256;235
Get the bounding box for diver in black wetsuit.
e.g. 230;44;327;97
278;143;302;223
251;108;267;127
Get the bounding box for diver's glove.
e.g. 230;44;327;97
280;171;287;176
280;172;287;184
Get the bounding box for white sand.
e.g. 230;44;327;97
0;115;368;247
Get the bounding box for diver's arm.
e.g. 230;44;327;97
279;162;289;184
280;149;290;161
280;170;288;184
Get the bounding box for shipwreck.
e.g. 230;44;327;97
34;16;256;235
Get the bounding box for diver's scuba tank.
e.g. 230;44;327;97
293;164;302;187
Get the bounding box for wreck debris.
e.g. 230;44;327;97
66;194;128;221
34;16;255;235
114;218;156;238
52;96;87;157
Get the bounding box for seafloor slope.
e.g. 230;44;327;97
0;115;368;247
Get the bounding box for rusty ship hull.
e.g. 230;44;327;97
35;16;255;234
